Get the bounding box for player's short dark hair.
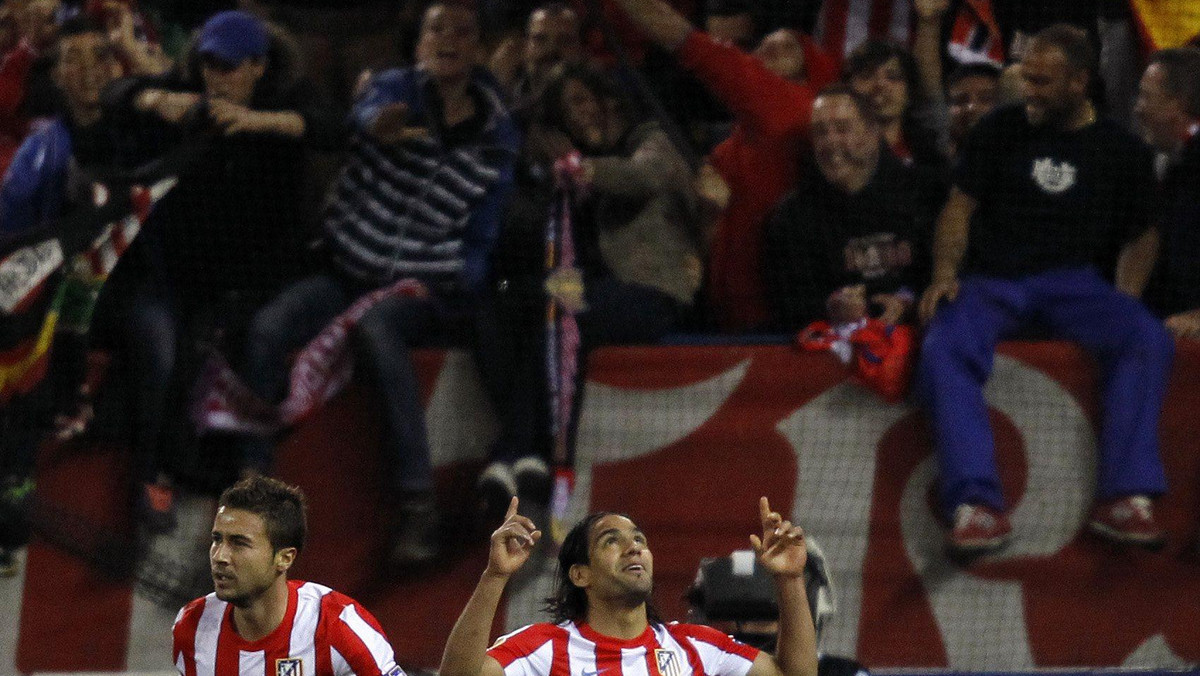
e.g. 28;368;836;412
218;475;308;553
815;83;880;126
1148;47;1200;118
544;512;663;624
1029;23;1096;80
842;40;923;108
947;62;1002;88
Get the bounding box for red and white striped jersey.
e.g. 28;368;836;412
173;580;403;676
487;621;759;676
815;0;912;65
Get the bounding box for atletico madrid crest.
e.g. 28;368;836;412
276;658;303;676
655;650;681;676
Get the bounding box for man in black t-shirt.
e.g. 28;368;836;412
915;25;1173;557
1134;47;1200;338
763;85;938;331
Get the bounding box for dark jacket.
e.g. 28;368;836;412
763;148;941;330
102;24;343;302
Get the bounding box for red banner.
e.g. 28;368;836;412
7;342;1200;673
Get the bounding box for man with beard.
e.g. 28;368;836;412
916;24;1172;557
173;475;402;676
439;497;817;676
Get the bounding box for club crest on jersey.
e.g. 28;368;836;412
275;658;303;676
1031;158;1076;194
655;650;682;676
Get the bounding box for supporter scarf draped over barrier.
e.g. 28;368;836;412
191;278;430;436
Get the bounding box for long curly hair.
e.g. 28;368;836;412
543;512;663;625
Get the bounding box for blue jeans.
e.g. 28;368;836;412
240;272;470;492
915;267;1173;517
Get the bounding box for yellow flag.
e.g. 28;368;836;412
1131;0;1200;49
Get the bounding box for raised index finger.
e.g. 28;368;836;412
759;496;771;522
503;496;519;522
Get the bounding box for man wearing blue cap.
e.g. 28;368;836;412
99;10;341;533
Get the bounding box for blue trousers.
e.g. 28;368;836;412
915;267;1172;516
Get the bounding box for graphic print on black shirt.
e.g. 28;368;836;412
955;104;1154;278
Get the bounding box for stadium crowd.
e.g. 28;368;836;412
0;0;1198;578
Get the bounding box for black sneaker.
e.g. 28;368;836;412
477;461;517;525
513;456;551;507
0;546;16;578
387;496;440;571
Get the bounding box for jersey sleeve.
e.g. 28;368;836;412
172;598;206;676
669;624;759;676
324;593;403;676
486;623;560;676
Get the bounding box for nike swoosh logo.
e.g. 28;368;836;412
582;669;608;676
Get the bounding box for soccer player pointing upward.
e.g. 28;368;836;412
440;497;817;676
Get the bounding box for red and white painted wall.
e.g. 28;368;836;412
2;343;1199;674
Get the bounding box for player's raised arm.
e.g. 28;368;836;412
745;497;818;676
440;498;542;676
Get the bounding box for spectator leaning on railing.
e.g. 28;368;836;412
916;24;1173;557
763;85;939;333
235;0;519;571
478;63;700;516
100;9;341;533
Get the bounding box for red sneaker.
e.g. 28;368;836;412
1087;495;1166;549
949;503;1012;554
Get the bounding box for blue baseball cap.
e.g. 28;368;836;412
197;11;269;65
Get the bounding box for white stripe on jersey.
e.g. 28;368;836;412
340;603;394;672
619;646;651;676
563;626;597;676
239;651;265;676
332;646;351;676
663;627;754;676
500;632;555;676
291;582;334;671
195;595;227;676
